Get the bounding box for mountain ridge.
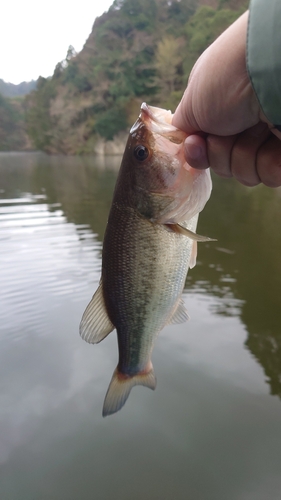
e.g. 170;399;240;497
0;79;37;98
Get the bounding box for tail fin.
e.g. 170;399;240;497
102;365;156;417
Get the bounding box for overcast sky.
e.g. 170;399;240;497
1;0;114;84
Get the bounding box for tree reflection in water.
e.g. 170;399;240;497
188;176;281;398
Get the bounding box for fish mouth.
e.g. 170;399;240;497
137;102;186;144
140;102;163;123
140;102;173;126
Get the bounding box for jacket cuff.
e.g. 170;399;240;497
247;0;281;129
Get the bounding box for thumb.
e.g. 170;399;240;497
172;90;200;134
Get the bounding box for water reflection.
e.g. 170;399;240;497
1;153;281;397
189;177;281;397
1;152;281;500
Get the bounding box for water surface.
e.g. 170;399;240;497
1;152;281;500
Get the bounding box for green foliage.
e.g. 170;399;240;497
93;8;156;98
53;62;64;79
62;62;92;92
182;5;242;79
0;93;27;150
25;77;56;150
112;0;157;32
155;36;183;96
94;105;128;140
66;45;77;62
165;0;197;27
186;6;241;53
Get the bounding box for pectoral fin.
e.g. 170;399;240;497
168;223;216;242
79;281;114;344
189;240;197;269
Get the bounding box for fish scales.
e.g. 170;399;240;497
102;203;198;375
80;102;213;416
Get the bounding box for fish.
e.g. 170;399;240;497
79;102;213;417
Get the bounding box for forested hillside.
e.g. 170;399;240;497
0;79;36;151
0;94;32;151
11;0;248;154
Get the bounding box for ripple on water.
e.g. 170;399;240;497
0;196;102;342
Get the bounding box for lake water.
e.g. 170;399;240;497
1;151;281;500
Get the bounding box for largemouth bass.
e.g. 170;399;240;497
80;103;213;417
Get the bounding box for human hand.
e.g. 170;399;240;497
172;11;281;187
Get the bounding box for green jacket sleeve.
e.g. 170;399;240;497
247;0;281;131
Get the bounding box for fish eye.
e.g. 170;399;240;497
134;145;149;162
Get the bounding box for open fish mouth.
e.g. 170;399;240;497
131;102;187;145
140;102;173;124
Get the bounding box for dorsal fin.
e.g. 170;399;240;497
79;281;114;344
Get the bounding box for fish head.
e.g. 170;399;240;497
121;102;212;223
